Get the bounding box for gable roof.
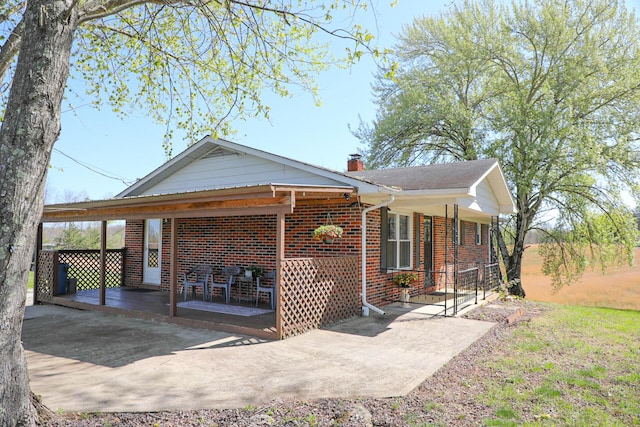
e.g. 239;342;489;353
117;136;382;198
346;159;516;217
43;137;515;222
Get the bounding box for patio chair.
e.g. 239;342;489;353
182;265;212;301
255;270;276;310
209;266;241;304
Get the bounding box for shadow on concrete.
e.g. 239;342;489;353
22;305;264;368
321;302;447;338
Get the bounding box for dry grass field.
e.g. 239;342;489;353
522;245;640;311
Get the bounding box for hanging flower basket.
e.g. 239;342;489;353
312;224;343;243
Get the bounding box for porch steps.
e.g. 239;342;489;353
411;291;454;304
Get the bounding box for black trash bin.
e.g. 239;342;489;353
56;263;69;295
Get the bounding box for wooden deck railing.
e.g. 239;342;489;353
58;249;125;291
35;249;125;303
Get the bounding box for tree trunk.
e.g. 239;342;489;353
497;199;532;298
0;1;77;425
496;229;525;297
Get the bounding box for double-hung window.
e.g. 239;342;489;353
386;212;412;269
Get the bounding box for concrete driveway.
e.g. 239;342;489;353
22;303;494;413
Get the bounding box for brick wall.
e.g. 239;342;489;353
363;207;385;305
123;201;363;294
431;216;490;289
283;202;362;259
458;219;489;270
124;220;143;285
123;203;492;306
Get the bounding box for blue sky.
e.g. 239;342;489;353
47;1;453;202
47;0;640;202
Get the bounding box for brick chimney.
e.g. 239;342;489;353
347;154;364;172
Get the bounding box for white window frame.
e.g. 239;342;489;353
476;223;482;245
387;211;413;270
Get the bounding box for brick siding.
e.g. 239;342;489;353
124;220;143;286
123;203;492;307
124;201;361;295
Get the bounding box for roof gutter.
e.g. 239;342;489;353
361;195;394;316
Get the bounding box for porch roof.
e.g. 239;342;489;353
41;183;354;222
348;159;517;219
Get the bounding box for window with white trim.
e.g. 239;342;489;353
386;212;412;269
476;223;482;245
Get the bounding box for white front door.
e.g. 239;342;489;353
143;218;162;285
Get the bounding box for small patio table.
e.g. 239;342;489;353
235;275;257;302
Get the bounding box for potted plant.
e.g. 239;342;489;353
393;272;417;305
393;272;417;288
312;224;343;243
246;265;263;278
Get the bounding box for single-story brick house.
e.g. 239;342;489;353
38;136;515;339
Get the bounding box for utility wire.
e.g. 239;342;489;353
52;148;135;186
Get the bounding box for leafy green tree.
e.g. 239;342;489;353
0;1;381;424
539;210;638;289
55;223;102;249
356;0;640;293
55;223;86;249
107;222;126;248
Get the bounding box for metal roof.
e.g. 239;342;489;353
42;184;354;222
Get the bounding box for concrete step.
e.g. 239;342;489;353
410;292;454;304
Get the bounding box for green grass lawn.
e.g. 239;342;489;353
480;305;640;426
28;271;34;289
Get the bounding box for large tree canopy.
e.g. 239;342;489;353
0;1;381;424
356;0;640;292
1;0;381;151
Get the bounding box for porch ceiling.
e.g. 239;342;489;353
42;184;355;222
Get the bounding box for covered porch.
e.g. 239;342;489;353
49;286;279;338
37;185;361;340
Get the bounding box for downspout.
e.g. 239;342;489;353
361;195;395;316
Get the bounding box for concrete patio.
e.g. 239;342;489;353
22;302;495;413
